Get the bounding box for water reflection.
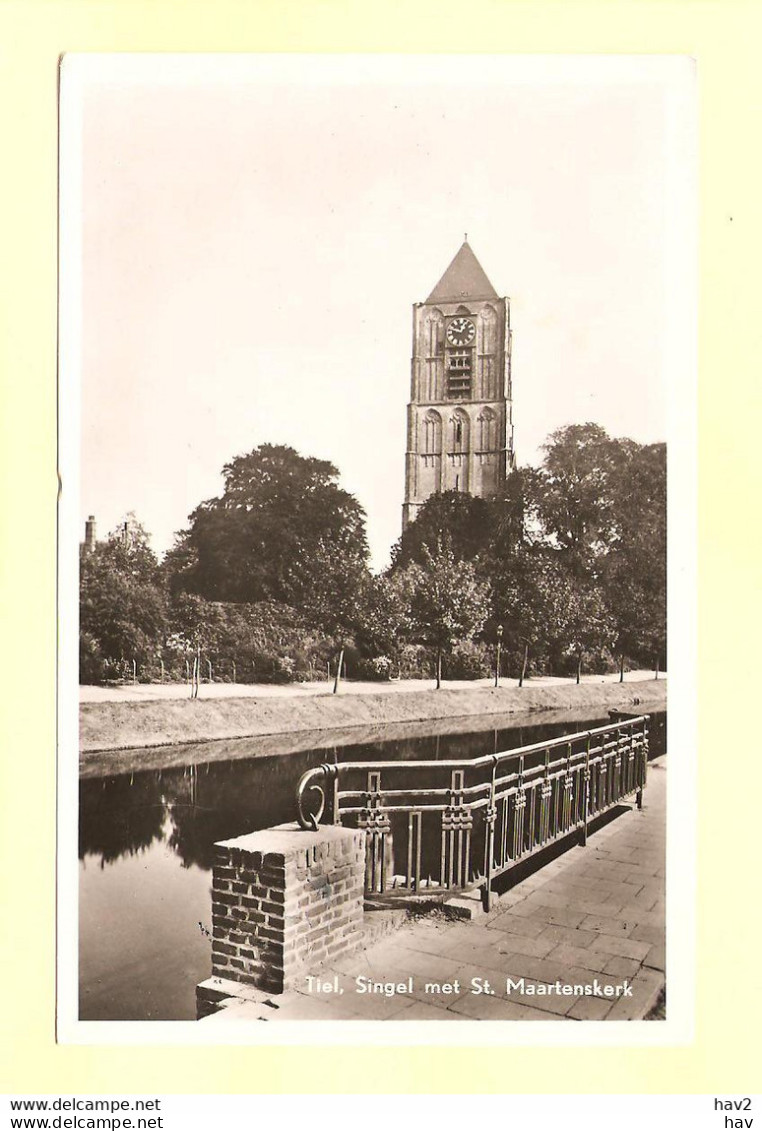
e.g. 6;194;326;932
79;775;166;866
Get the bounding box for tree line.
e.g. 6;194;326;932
80;425;666;687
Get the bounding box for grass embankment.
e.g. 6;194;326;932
80;678;666;755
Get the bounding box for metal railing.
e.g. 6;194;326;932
296;715;649;910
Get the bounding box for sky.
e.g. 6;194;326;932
73;55;686;570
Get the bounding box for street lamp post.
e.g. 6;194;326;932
494;624;503;688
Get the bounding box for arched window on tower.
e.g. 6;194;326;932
450;409;469;453
423;409;443;455
424;311;444;400
478;305;498;399
425;310;444;356
477;407;496;451
478;305;497;352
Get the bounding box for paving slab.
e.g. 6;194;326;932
567;996;615;1021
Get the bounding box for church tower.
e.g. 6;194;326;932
402;240;515;530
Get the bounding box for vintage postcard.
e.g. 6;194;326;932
56;53;696;1044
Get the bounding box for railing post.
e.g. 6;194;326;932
539;748;552;844
636;716;649;809
442;769;471;891
562;742;573;832
512;755;527;859
624;721;633;794
481;755;498;912
614;726;623;800
581;734;591;846
359;771;391;894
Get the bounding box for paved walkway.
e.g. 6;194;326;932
202;757;666;1023
81;670;661;703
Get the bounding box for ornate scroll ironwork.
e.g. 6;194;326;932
296;763;337;831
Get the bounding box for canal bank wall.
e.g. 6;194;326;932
79;678;666;756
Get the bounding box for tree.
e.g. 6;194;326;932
602;442;667;671
165;592;223;691
533;423;625;570
351;571;416;672
283;537;370;641
488;467;544;560
390;472;538;574
526;432;666;675
79;516;168;680
486;547;559;678
404;537;490;688
390;491;493;571
561;581;616;682
166;444;371;610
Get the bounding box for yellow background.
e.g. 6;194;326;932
1;0;759;1094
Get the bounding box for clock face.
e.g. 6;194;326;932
447;317;475;347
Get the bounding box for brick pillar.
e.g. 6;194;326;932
208;822;366;995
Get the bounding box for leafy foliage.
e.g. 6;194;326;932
165;596;333;683
80;428;666;686
167;444;370;616
391;491;493;570
79;517;169;677
442;640;492;680
533;423;623;566
402;537;490;686
602;441;667;665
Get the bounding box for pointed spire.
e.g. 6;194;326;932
425;240;498;304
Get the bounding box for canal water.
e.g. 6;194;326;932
79;710;665;1021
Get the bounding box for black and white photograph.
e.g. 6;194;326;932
58;53;695;1036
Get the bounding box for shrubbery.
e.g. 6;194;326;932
79;632;106;685
396;644;433;680
353;655;395;682
442;641;492;681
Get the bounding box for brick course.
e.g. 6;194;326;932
207;822;366;995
